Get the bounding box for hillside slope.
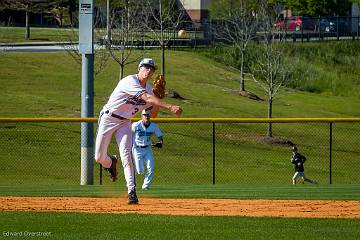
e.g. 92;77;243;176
0;50;359;118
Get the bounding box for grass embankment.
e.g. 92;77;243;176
0;26;76;43
200;40;360;98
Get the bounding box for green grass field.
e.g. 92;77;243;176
1;184;360;200
0;26;77;43
1;46;360;239
1;185;360;239
1;211;359;240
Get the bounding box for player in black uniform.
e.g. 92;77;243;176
291;146;317;185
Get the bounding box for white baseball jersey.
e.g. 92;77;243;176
132;121;163;147
132;120;163;190
103;74;154;119
95;74;154;194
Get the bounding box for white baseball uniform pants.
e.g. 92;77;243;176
292;171;305;184
132;146;154;189
292;171;316;184
95;112;136;193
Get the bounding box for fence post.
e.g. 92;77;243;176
212;122;216;185
337;16;340;41
319;16;322;41
356;16;360;40
329;122;333;184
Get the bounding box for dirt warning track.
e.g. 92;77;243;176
1;196;360;218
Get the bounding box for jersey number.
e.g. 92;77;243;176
132;108;139;115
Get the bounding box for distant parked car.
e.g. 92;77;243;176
317;17;352;33
274;16;302;31
300;16;317;31
318;18;336;32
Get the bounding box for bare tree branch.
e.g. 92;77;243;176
212;0;258;92
2;0;65;39
249;0;291;137
61;10;110;77
141;0;185;76
102;0;145;80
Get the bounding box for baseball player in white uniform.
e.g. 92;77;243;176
132;109;163;190
94;58;183;204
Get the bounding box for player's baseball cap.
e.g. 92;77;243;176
141;109;151;116
138;58;157;70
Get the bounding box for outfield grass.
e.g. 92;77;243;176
0;27;76;43
1;211;360;240
1;184;360;200
1;184;360;239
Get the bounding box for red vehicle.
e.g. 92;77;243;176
274;16;302;31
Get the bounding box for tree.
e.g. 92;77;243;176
141;0;184;77
249;0;292;137
103;0;145;80
67;0;77;27
61;2;110;77
268;0;352;16
210;0;258;94
2;0;62;39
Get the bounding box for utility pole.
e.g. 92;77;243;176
79;0;94;185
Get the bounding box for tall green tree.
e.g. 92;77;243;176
268;0;352;16
209;0;259;19
2;0;64;39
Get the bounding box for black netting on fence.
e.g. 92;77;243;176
0;121;359;187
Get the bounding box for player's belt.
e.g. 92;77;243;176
105;110;126;120
136;145;149;148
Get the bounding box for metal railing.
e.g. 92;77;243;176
1;16;359;49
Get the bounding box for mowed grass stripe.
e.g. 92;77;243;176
1;184;360;200
1;212;360;240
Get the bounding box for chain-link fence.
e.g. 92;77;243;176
0;118;359;188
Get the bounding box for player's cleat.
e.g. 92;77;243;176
128;190;139;204
103;155;118;182
142;187;150;191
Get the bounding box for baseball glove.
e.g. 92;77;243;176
152;74;166;99
152;142;163;148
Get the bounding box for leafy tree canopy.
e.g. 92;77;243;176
268;0;352;16
210;0;354;18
